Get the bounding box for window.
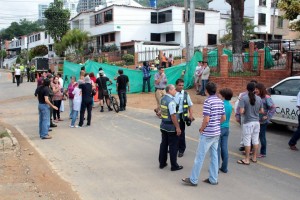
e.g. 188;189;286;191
35;35;38;41
195;11;205;24
258;13;266;25
158;10;172;23
259;0;266;6
277;16;283;28
95;13;102;25
104;9;113;23
110;33;115;42
101;33;115;44
166;33;175;42
208;34;217;45
49;45;53;51
151;33;161;42
271;0;278;8
273;80;300;96
151;12;158;24
45;32;47;39
71;4;75;10
38;34;40;41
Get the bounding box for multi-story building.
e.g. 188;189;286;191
63;0;79;19
77;0;101;12
208;0;289;40
38;4;49;21
71;1;227;53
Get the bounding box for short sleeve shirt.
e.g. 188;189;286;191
117;75;129;91
165;94;177;115
37;86;50;104
238;94;262;124
154;73;167;89
96;77;109;90
202;95;225;137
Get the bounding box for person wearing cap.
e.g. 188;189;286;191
199;61;210;96
78;76;94;127
174;78;195;158
96;70;113;112
154;67;167;117
116;69;129;111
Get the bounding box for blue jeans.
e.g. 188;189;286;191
218;127;229;172
69;99;73;118
142;77;151;92
71;110;79;126
190;134;219;184
259;123;268;155
118;90;127;109
289;115;300;146
38;103;50;139
200;79;208;95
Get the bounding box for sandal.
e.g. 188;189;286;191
250;158;257;163
237;159;250;165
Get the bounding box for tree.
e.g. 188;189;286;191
29;45;48;60
278;0;300;31
220;18;256;43
0;50;7;59
44;0;70;42
0;19;44;40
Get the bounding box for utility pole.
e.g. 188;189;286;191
189;0;195;62
184;0;190;63
272;0;278;40
27;35;29;65
0;38;3;69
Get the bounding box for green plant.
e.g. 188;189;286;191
29;45;48;60
0;130;10;139
122;54;134;65
16;56;21;64
101;44;119;52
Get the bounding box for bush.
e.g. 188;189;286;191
122;54;134;65
101;44;119;52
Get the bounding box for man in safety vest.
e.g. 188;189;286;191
174;78;195;158
30;64;36;82
158;84;183;171
11;64;15;83
19;64;25;83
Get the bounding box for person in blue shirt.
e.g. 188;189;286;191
142;61;151;93
217;88;233;173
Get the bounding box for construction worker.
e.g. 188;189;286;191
11;64;16;83
30;64;36;82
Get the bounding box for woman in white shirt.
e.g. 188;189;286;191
15;66;21;87
70;83;82;128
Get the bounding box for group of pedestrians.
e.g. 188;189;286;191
194;61;210;96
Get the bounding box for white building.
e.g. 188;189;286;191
38;4;49;21
208;0;289;40
70;1;227;54
63;0;79;19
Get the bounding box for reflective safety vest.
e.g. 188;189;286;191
181;91;189;121
160;95;178;132
30;65;36;72
20;65;25;72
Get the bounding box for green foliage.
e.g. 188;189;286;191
220;18;256;44
122;54;134;65
29;45;48;60
0;50;7;59
101;44;119;52
278;0;300;31
62;29;89;55
0;130;10;139
18;49;29;65
0;19;44;40
44;0;70;42
16;56;21;64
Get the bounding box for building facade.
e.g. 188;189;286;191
71;3;227;52
38;4;49;21
77;0;102;12
63;0;80;19
208;0;289;40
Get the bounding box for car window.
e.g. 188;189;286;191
273;79;300;96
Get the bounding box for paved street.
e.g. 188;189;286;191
0;70;299;200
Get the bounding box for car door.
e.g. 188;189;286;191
271;79;300;127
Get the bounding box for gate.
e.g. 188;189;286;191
292;51;300;76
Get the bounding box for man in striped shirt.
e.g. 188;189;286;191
182;82;225;186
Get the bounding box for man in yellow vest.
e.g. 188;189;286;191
11;64;15;83
19;64;25;83
30;64;36;82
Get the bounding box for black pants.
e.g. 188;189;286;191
178;115;186;154
159;129;179;169
15;75;20;86
289;115;300;146
118;90;127;109
53;100;62;120
12;72;15;83
27;72;30;82
30;72;35;82
142;77;151;92
79;100;93;126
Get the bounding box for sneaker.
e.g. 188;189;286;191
290;145;299;151
100;109;104;112
108;107;113;111
75;125;79;128
257;154;266;158
42;135;52;139
69;125;75;128
182;178;197;186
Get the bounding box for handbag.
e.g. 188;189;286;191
92;89;97;96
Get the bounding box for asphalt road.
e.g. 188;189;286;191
0;70;299;200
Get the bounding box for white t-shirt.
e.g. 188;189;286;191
15;69;21;75
72;87;82;111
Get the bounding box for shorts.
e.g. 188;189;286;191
194;76;200;84
98;90;109;100
242;121;260;146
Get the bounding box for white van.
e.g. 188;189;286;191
268;76;300;127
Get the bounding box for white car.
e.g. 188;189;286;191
268;76;300;127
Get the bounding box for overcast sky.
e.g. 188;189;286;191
0;0;53;29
